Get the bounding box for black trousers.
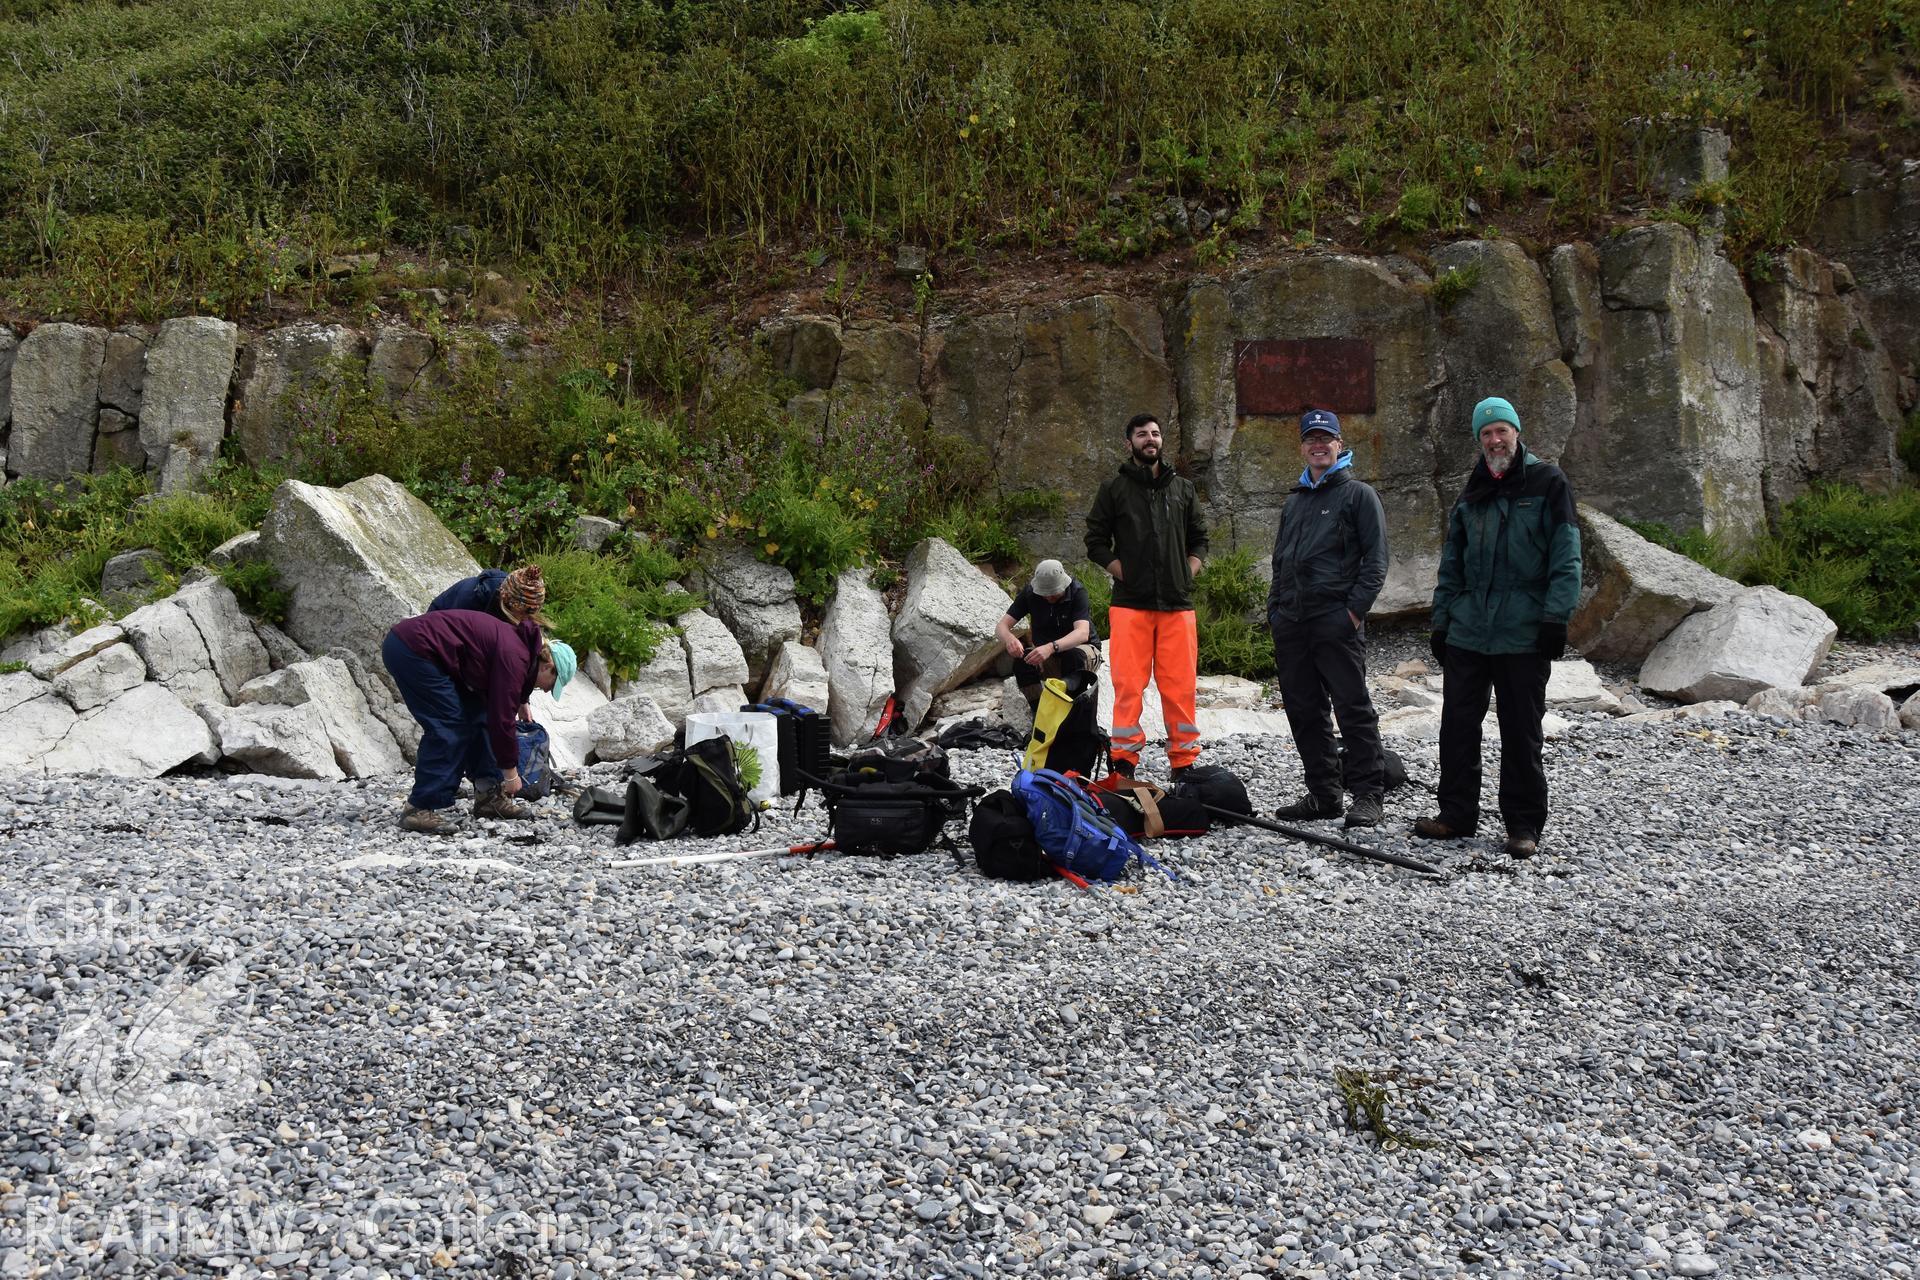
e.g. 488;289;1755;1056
1272;609;1383;802
1437;644;1551;836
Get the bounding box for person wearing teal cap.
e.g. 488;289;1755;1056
1417;395;1582;859
382;609;575;833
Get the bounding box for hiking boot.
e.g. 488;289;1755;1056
1504;832;1539;860
1273;795;1342;821
399;805;458;835
473;786;536;820
1109;759;1136;779
1413;815;1472;840
1169;764;1192;783
1343;793;1384;828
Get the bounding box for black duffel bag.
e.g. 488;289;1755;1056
1170;763;1253;825
968;789;1053;881
819;767;980;856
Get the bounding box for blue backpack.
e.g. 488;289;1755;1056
1011;768;1174;883
515;720;554;800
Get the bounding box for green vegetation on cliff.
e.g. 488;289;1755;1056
2;0;1913;321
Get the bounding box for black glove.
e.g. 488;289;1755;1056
1537;621;1568;659
1429;631;1448;667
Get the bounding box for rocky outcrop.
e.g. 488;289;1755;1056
0;672;78;770
233;324;367;464
1812;160;1920;387
1570;506;1741;663
1639;586;1837;703
0;328;16;446
1171;256;1446;614
202;701;344;780
236;656;406;778
258;475;479;669
1559;224;1766;543
588;694;675;761
616;641;695;727
892;537;1013;730
141;317;241;493
38;682;215;778
817;567;894;746
677;608;751;695
1432;239;1577;468
119;579;270;709
9;323;106;480
1752;247;1907;505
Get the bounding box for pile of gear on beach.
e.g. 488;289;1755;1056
380;395;1577;880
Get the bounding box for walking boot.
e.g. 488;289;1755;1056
1343;793;1383;828
1273;794;1343;821
399;805;459;835
1413;815;1472;839
473;786;536;820
1503;831;1539;859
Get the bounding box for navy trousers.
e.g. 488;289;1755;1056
382;630;503;809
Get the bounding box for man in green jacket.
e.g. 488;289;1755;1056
1416;396;1582;859
1085;412;1209;777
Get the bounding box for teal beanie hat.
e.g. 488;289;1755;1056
547;640;577;700
1471;396;1521;437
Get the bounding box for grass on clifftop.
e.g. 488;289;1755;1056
1;0;1914;322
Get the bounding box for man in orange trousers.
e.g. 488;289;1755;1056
1084;413;1209;778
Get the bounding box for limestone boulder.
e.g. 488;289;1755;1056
39;683;215;778
0;673;78;770
328;646;421;763
572;515;619;552
587;694;675;762
527;676;612;772
232;323;368;464
1621;701;1740;725
100;548;169;606
203;701;344;780
676;608;750;694
8;323;105;480
615;641;695;727
1744;686;1819;721
893;538;1013;730
817;568;895;746
237;656;406;778
170;578;271;700
367;326;441;402
1196;675;1265;709
140;317;241;493
27;623;128;681
1198;707;1294;740
1901;690;1920;731
929;680;1007;726
209;531;264;568
50;643;148;713
253;620;308;670
687;687;749;718
118;597;225;708
1639;586;1838;704
1169;258;1446;614
928;294;1175;557
1570;506;1742;663
823;320;926;432
1812;661;1920;699
692;547;802;685
1545;658;1623;715
1563;223;1765;544
1814;686;1901;731
259;475;479;668
765;314;842;391
762;640;831;713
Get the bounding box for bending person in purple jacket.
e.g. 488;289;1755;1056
383;609;578;834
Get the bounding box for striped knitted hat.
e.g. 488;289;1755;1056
499;565;547;621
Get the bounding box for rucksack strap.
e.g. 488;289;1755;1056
1105;777;1167;839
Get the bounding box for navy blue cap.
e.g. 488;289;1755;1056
1300;409;1342;439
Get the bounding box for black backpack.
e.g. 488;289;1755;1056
1338;742;1410;793
1091;776;1211;839
846;736;950;781
935;719;1026;751
819;766;979;856
1023;672;1106;777
1170;764;1252;825
572;779;692;843
636;737;756;837
967;790;1053;881
743;698;834;796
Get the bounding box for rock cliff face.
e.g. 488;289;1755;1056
3;166;1914;616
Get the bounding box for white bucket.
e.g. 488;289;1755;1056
683;711;781;804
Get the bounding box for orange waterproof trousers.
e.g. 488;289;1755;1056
1107;606;1201;771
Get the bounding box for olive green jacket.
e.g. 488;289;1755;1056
1084;460;1210;612
1431;450;1582;654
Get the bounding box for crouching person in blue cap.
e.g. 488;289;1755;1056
382;610;577;834
1419;396;1582;859
1266;409;1390;828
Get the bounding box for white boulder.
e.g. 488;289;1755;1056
258;475;479;668
40;683;215;778
616;640;695;727
237;656;406;778
27;623;126;681
1814;686;1901;731
588;694;675;761
1545;658;1624;714
50;643;147;713
1639;587;1837;704
892;538;1012;730
1743;686;1818;721
677;608;750;694
694;547;803;685
1569;506;1742;662
0;673;78;770
818;568;895;746
1901;691;1920;731
688;687;749;717
527;676;612;771
203;701;345;780
762;640;831;712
